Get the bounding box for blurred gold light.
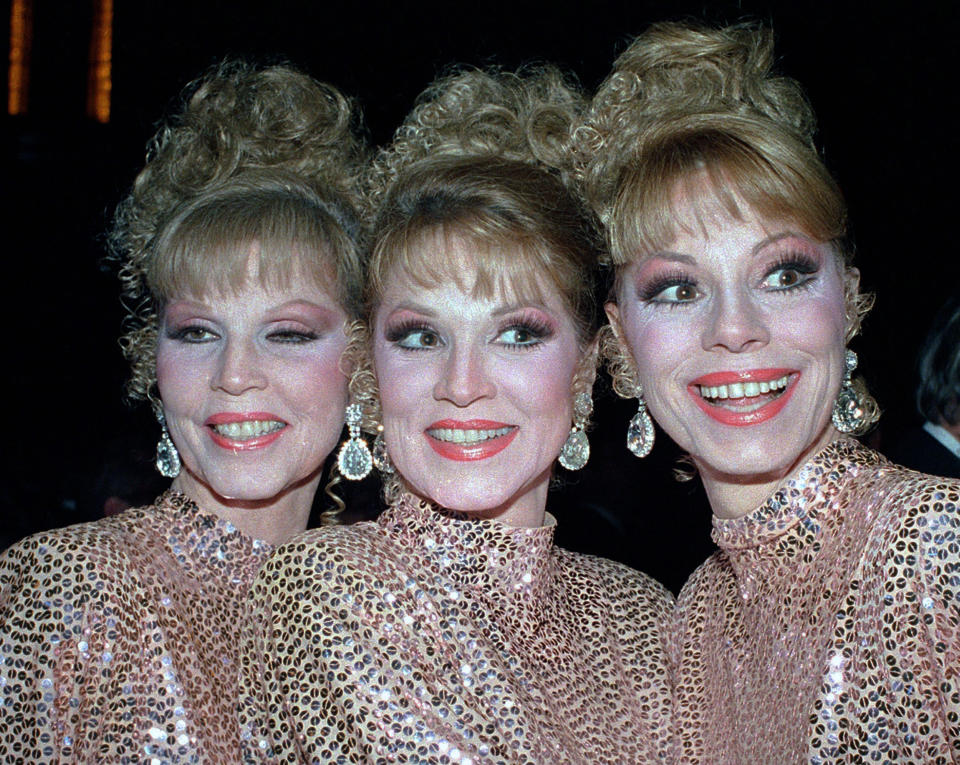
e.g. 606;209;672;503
8;0;33;116
86;0;113;123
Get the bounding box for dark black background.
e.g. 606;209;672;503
2;0;956;593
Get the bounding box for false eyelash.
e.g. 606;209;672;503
765;252;819;277
636;270;696;302
383;319;434;343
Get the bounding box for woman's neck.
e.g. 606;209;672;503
169;473;317;545
700;427;842;520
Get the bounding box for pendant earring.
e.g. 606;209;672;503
559;392;593;471
155;411;181;478
372;426;394;474
832;349;867;434
337;403;373;480
626;386;655;458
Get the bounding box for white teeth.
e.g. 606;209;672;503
427;426;513;445
698;374;790;401
211;420;285;440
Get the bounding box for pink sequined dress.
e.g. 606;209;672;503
0;491;273;762
240;495;674;763
672;438;960;762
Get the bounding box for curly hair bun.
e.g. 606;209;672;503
366;65;585;216
112;60;368;404
573;22;824;241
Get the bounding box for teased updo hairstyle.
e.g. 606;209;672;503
348;66;604;486
572;21;878;433
111;60;368;408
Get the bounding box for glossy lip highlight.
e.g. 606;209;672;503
425;419;519;461
688;368;799;426
205;411;288;451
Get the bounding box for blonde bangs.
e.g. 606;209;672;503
148;191;340;302
611;123;847;264
370;220;578;316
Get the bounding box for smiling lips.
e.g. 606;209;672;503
205;412;288;450
425;419;518;461
689;369;798;426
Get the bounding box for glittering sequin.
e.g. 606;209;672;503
240;495;673;762
672;438;960;762
0;491;272;762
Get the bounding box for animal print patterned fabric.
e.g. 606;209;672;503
240;495;673;763
0;491;272;762
672;438;960;762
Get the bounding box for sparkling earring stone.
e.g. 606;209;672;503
626;403;655;458
832;385;865;434
559;428;590;471
338;437;373;480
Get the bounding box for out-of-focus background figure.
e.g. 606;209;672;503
887;294;960;478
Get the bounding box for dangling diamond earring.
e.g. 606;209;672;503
155;410;181;478
626;385;655;458
559;392;593;471
832;349;867;434
371;426;395;474
337;403;373;480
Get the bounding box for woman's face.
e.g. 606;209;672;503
372;240;586;528
610;198;851;495
156;255;350;512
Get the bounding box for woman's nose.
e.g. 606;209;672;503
701;289;770;353
210;338;269;395
432;343;496;406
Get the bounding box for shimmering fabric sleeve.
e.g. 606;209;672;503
862;476;960;755
240;530;514;763
0;530;133;762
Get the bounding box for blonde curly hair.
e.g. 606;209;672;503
111;60;368;408
350;65;604;499
573;21;878;434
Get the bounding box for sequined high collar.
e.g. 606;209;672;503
150;490;273;579
378;494;557;603
711;438;870;596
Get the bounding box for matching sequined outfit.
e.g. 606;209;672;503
240;495;674;763
672;438;960;762
0;491;272;762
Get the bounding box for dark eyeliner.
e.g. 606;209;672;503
637;271;697;302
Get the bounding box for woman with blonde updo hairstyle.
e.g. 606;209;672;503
0;61;367;761
575;21;959;761
240;65;673;763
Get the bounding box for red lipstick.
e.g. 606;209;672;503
688;369;798;426
425;419;518;461
205;412;288;451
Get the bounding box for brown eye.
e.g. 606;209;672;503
778;270;800;287
676;284;697;301
761;262;816;291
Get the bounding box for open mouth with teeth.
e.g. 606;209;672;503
208;419;287;450
689;371;798;425
425;421;519;461
426;426;515;444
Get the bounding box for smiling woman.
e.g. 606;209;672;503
0;62;367;761
574;21;960;761
239;66;674;762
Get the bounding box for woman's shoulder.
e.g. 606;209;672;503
862;459;960;537
255;520;401;588
554;547;675;609
0;506;155;592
